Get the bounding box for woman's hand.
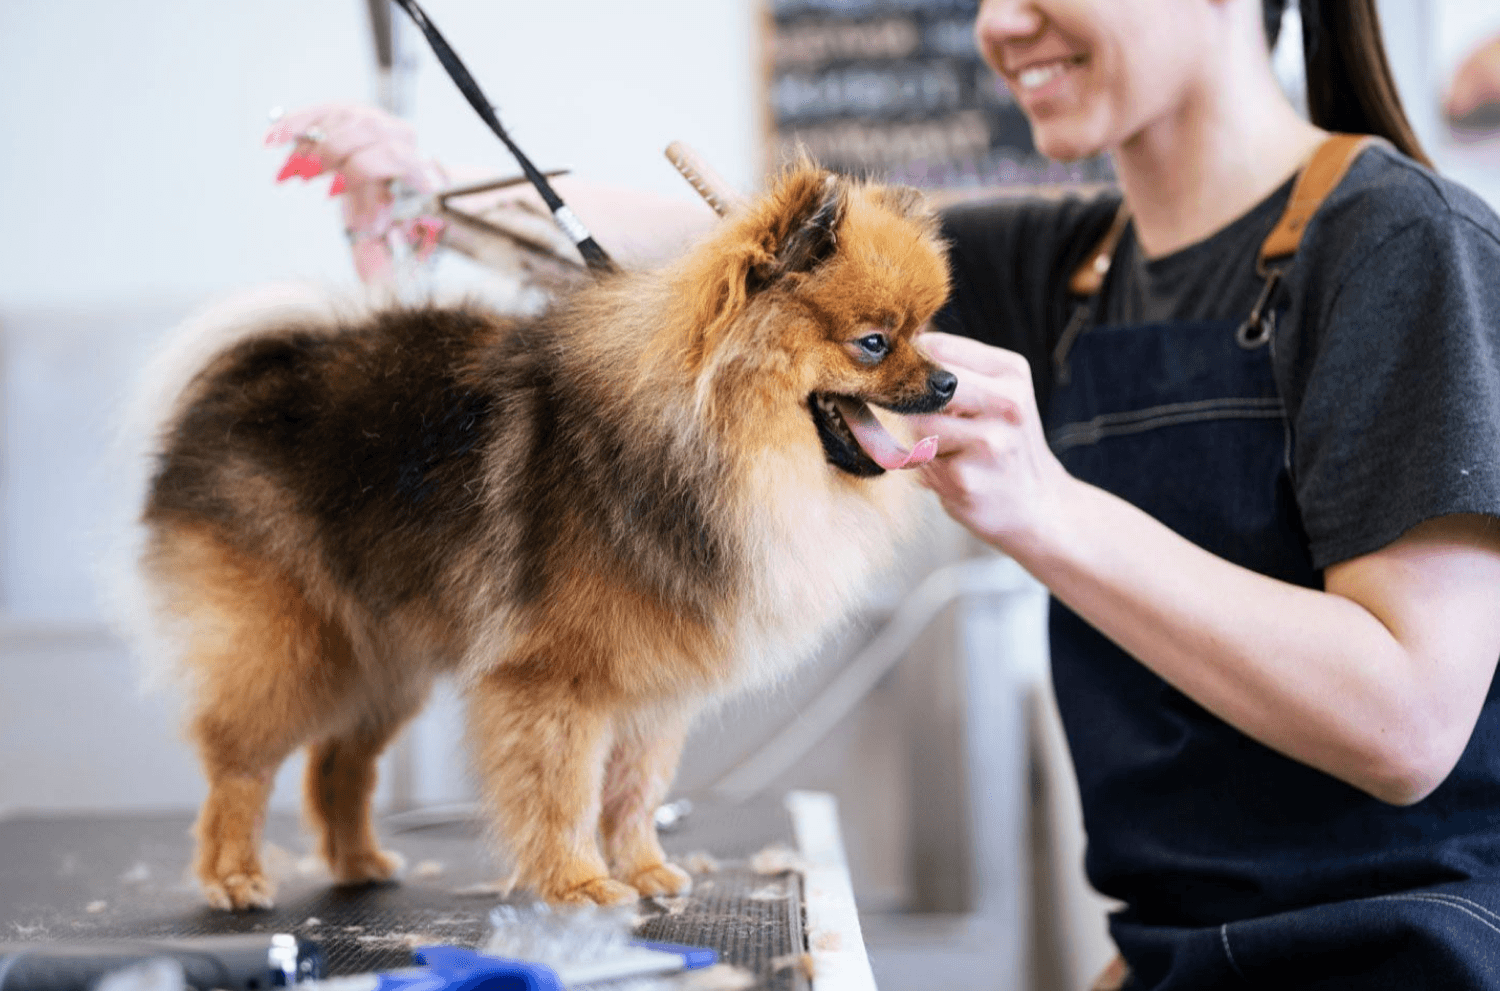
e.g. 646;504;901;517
265;103;445;285
909;331;1075;556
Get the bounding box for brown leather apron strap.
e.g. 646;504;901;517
1256;133;1383;272
1067;201;1133;297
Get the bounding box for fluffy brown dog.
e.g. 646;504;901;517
133;162;953;910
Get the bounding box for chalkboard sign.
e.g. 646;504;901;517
766;0;1113;188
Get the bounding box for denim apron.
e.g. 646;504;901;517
1046;297;1500;989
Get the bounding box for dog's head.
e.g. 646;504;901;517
675;163;954;478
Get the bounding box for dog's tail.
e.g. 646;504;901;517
97;282;361;691
129;282;355;444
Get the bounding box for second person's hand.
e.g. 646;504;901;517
266;103;445;285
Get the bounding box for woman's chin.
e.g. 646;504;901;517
1029;122;1107;163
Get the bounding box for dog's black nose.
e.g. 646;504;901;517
928;369;957;401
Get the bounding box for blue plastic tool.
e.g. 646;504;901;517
322;941;717;991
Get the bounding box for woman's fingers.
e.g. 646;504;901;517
267;104;429;192
919;331;1032;379
264;103;447;289
915;332;1034;420
908;358;1030;434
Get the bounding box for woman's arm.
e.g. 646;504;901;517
912;331;1500;805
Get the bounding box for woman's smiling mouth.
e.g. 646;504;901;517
1010;53;1088;94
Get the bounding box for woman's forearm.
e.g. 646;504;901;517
444;171;720;269
1013;478;1490;805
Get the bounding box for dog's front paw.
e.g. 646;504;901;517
556;876;640;906
331;847;405;886
203;871;276;911
628;862;692;898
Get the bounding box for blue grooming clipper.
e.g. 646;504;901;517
307;942;716;991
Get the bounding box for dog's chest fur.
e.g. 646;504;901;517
724;444;918;691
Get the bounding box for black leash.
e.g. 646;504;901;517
389;0;617;275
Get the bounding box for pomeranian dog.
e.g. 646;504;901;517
131;162;954;910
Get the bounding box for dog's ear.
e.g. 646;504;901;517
872;184;941;237
873;185;925;219
748;172;845;291
669;165;847;369
774;174;846;275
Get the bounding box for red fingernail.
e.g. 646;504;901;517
297;153;324;179
264;123;290;146
275;152;300;182
328;173;347;196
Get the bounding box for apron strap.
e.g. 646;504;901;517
1238;133;1384;346
1256;132;1384;273
1054;200;1129;382
1067;201;1133;297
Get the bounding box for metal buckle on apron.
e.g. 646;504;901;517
1235;263;1285;350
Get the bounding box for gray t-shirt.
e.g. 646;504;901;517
935;143;1500;568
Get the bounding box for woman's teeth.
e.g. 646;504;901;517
1017;57;1080;90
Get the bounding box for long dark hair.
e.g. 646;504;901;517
1264;0;1433;168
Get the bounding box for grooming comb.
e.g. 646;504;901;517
663;143;746;219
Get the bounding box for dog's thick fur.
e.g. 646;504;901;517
134;163;952;909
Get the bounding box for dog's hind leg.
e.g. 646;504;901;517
149;524;352;911
466;668;638;906
601;710;693;897
302;685;429;886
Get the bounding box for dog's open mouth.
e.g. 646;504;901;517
808;394;939;477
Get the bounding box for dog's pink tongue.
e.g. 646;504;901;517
833;397;939;470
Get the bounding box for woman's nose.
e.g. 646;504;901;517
975;0;1045;48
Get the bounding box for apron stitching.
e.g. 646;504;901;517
1377;892;1500;926
1061;396;1284;428
1050;404;1286;451
1417;893;1500;924
1219;923;1252;986
1052;405;1285;444
1374;894;1500;936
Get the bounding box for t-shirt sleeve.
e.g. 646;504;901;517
1290;209;1500;568
933;193;1120;408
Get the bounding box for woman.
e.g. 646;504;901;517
916;0;1500;987
274;0;1500;985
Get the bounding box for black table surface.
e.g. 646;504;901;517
0;800;811;990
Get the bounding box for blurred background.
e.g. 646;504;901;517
0;1;1497;989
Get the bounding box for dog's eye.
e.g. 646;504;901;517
857;333;890;359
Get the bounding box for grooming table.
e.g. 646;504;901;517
0;791;873;991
